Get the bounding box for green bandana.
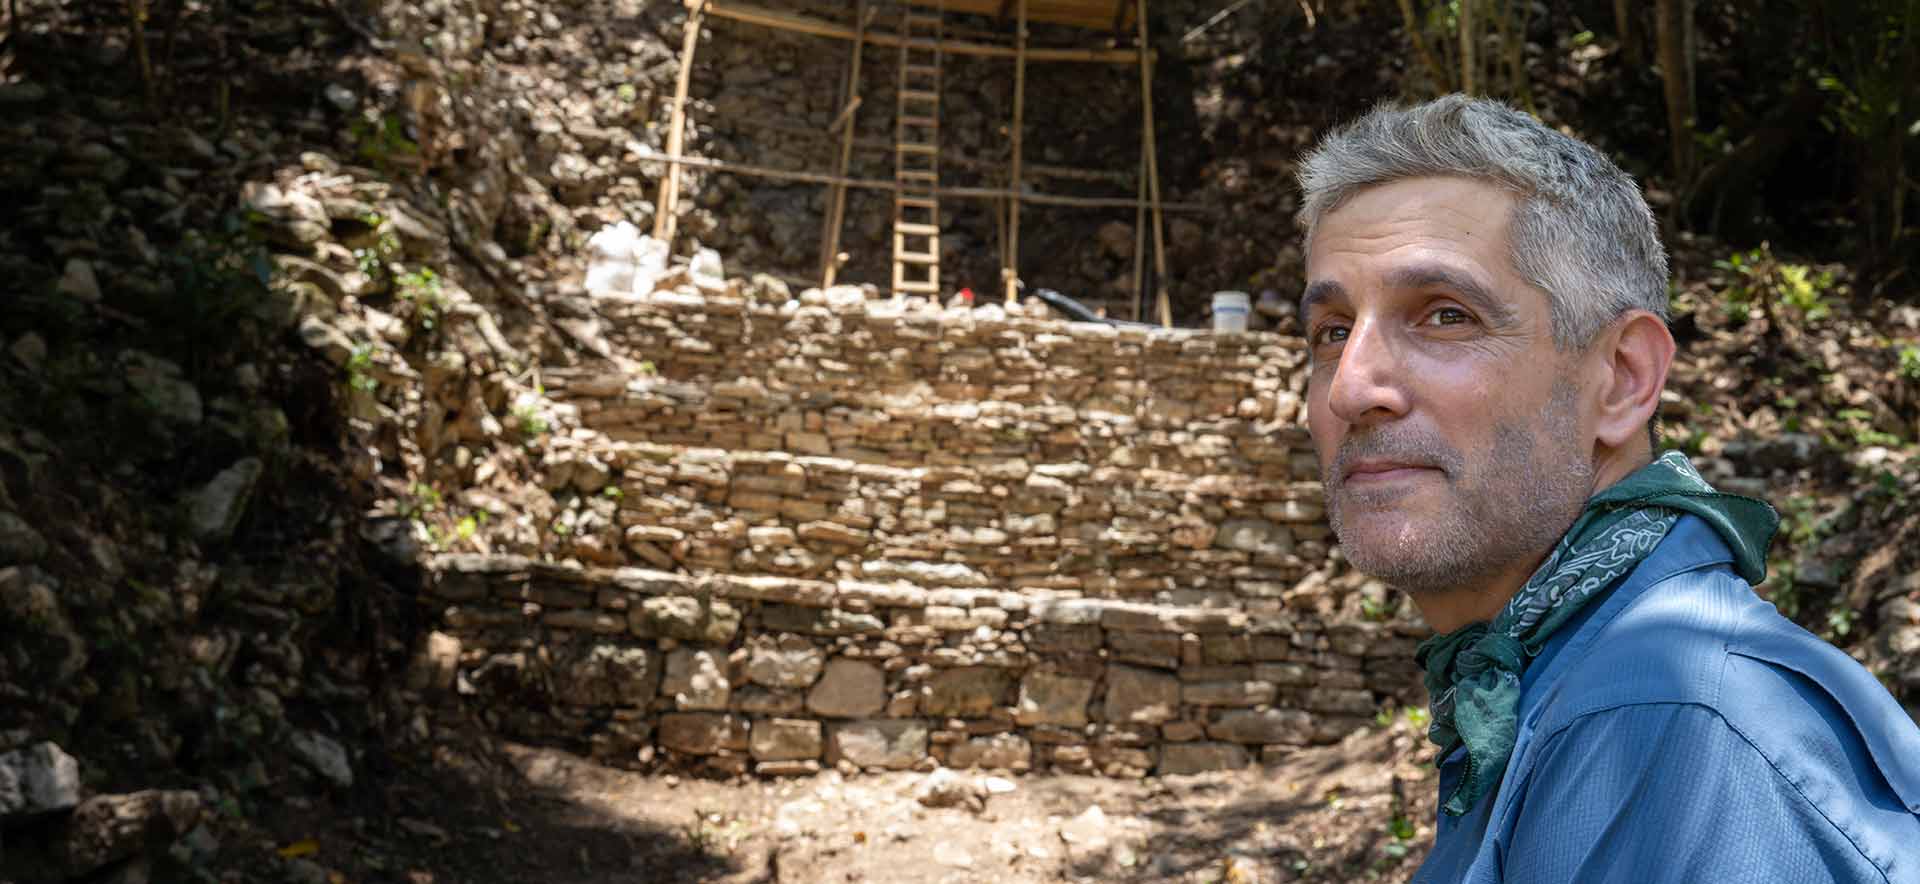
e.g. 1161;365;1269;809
1414;451;1778;816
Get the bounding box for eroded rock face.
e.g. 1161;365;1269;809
0;742;81;820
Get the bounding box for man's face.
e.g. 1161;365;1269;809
1302;176;1597;594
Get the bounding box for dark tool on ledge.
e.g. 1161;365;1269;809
1033;288;1159;329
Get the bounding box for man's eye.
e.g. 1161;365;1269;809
1425;307;1472;326
1312;324;1350;346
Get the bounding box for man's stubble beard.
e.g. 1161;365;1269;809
1324;381;1594;596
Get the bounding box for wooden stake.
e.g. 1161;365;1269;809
1004;0;1027;304
820;0;869;287
1137;0;1171;327
654;1;707;245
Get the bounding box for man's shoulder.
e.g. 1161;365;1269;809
1529;558;1760;726
1528;553;1920;821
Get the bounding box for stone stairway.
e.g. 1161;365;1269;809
418;261;1427;778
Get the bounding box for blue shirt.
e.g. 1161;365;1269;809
1414;516;1920;883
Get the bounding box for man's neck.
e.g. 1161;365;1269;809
1407;555;1549;633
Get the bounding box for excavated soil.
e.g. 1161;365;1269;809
238;720;1435;884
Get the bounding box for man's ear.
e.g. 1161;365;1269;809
1589;311;1676;450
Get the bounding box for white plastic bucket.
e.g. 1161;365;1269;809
1212;290;1250;332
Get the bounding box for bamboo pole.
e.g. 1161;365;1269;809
634;150;1215;211
654;1;707;244
820;0;870;287
1004;0;1027;304
693;0;1153;63
1131;145;1146;322
715;113;1133;182
1137;0;1171;327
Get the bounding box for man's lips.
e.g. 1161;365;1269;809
1340;461;1442;485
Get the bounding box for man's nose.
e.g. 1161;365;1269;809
1325;322;1411;424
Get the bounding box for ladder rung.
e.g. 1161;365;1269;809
896;196;938;208
894;281;941;294
904;64;942;76
895;222;940;236
899;115;939;128
896;142;938;154
899;90;940;103
905;13;944;26
897;170;939;181
897;252;938;265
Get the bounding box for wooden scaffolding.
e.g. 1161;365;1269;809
655;0;1175;325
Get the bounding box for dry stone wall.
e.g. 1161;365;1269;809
422;280;1427;777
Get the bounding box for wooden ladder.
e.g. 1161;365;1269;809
891;2;943;298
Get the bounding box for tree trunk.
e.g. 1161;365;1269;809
1614;0;1640;67
1654;0;1694;188
1396;0;1452;94
1459;0;1477;94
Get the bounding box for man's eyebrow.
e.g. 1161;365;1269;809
1299;279;1345;319
1384;265;1517;326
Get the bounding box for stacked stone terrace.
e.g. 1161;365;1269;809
424;277;1427;777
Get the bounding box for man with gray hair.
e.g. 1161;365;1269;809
1295;94;1920;882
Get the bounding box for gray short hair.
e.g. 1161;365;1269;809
1296;95;1669;349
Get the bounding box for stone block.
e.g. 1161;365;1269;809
632;596;740;643
1100;603;1246;634
761;605;886;636
1253;662;1311;685
1025;624;1103;653
543;610;626;633
710;575;837;607
745;634;824;688
945;733;1032;770
1182;680;1277;707
1201;634;1252;663
1108;631;1180;668
1161;721;1205;742
1093;745;1156;776
798;520;869;546
659;713;738;756
860;560;991;587
734;686;805;715
921;667;1012;718
1158;742;1249;776
1104;665;1179;725
1208;708;1313;745
662;648;730;711
749;718;823;761
1213;518;1294;557
1014;672;1094;727
1030;598;1108;625
807;659;885;718
555;642;659;707
829;719;929;770
1303;687;1377;716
